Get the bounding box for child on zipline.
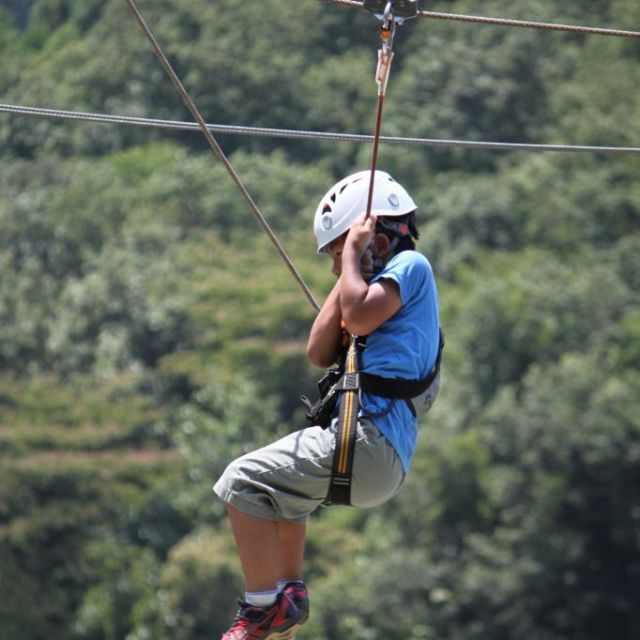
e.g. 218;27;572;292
214;169;442;640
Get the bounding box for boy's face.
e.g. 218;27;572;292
324;233;347;277
325;231;384;281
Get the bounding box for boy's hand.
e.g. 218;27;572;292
360;247;375;282
346;212;377;256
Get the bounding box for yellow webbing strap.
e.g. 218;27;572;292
325;336;360;505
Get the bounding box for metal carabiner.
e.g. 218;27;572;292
380;3;396;53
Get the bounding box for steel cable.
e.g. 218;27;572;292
325;0;640;39
2;103;639;155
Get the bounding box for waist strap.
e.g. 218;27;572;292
350;329;444;400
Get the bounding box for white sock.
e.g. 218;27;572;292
244;588;278;608
277;579;304;592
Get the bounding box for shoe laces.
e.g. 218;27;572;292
235;602;270;624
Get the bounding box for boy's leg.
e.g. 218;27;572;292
227;505;279;591
276;519;306;582
226;505;307;591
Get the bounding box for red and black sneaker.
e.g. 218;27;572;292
221;592;302;640
282;582;309;625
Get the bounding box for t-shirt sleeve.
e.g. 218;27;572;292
373;251;429;306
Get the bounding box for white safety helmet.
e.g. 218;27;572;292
313;170;417;252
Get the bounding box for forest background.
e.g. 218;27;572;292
0;1;639;639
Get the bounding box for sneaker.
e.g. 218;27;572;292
221;592;302;640
282;582;309;625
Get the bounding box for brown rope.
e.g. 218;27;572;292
364;92;386;221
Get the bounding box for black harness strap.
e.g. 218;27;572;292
359;329;444;411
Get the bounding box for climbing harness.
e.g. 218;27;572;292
308;328;444;506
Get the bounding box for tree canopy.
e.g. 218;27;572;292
0;1;638;639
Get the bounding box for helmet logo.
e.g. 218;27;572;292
322;215;333;230
388;193;400;208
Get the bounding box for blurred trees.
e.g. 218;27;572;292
0;0;639;639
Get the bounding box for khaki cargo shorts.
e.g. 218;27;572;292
213;418;405;524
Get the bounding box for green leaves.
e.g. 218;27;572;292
1;0;639;638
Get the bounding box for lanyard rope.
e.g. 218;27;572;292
364;12;395;221
125;0;320;313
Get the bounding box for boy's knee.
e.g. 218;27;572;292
214;455;248;499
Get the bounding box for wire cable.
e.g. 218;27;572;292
325;0;640;39
124;0;319;312
2;103;639;155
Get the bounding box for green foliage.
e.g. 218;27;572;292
446;248;633;405
0;5;20;56
1;0;639;638
155;525;243;640
73;541;162;640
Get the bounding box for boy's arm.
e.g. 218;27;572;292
307;277;344;368
340;214;402;336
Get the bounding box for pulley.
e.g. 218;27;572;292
363;0;419;24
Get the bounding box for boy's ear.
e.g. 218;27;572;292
372;233;390;257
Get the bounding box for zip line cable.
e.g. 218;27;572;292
326;0;640;39
2;103;639;155
124;0;320;313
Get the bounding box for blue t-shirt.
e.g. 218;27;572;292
359;250;440;472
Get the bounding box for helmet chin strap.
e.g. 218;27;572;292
372;235;401;274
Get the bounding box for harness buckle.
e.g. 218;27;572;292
337;372;360;391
